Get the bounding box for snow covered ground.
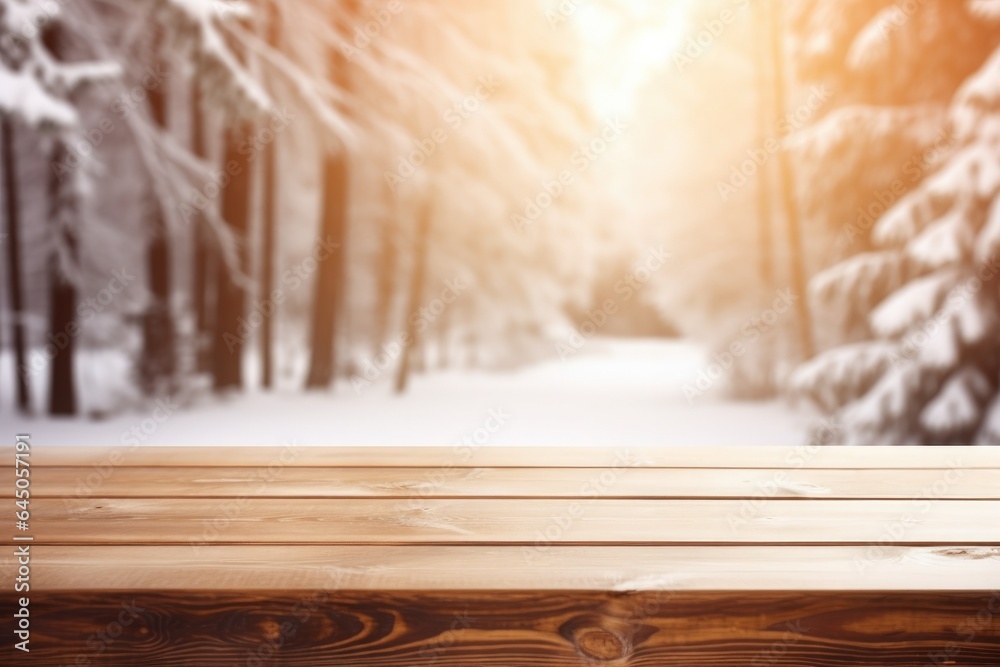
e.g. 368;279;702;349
2;338;811;446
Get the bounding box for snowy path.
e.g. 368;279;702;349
5;339;810;447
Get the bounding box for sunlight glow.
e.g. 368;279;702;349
574;0;694;118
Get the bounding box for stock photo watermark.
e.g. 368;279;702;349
511;117;629;231
350;275;469;392
843;124;956;244
556;246;670;360
522;449;640;562
854;461;966;574
683;289;798;403
717;85;832;202
52;65;167;181
180;106;297;223
222;236;340;353
339;0;405;60
672;0;750;72
385;76;501;191
18;267;136;381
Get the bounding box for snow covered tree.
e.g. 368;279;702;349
83;0;355;394
1;116;29;413
258;0;279;390
754;0;776;287
768;0;814;360
1;0;120;415
277;0;602;391
791;0;1000;444
0;0;362;404
304;0;352;391
189;81;213;374
785;0;996;350
138;27;175;396
149;0;270;393
1;0;635;410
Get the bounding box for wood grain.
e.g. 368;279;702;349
11;465;1000;499
3;591;999;666
3;446;998;665
31;497;1000;545
15;445;999;468
8;545;1000;591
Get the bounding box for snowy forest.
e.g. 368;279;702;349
1;0;999;446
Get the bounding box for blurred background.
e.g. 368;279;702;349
1;0;999;446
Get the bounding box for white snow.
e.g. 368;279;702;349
906;207;972;270
921;366;992;435
976;394;1000;444
873;189;932;247
968;0;1000;22
0;0;120;130
160;0;272;114
951;285;992;345
870;269;958;338
1;338;810;447
927;144;999;202
917;317;961;370
953;40;1000;138
0;65;76;128
847;5;902;70
842;362;921;436
790;341;895;412
811;251;901;304
977;196;1000;264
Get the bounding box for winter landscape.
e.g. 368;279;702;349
2;0;1000;446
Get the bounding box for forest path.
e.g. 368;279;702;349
7;339;809;446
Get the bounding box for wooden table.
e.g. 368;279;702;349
3;446;1000;665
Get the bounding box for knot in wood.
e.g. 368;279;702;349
575;627;627;662
258;618;282;642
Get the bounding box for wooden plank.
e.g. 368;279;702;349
5;591;1000;666
30;498;1000;544
14;445;997;469
14;465;1000;499
9;545;1000;591
7;445;998;666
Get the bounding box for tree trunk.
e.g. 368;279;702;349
259;137;276;390
46;267;77;416
304;36;352;391
39;26;79;415
436;300;452;370
372;215;397;355
769;0;814;360
260;0;281;390
47;142;79;416
395;201;432;394
755;0;776;288
2;118;31;414
193;230;216;374
304;151;348;389
212;125;253;392
142;225;174;391
140;52;176;394
190;82;215;374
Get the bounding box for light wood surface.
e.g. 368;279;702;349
11;465;1000;498
16;445;999;468
16;544;1000;591
30;498;1000;545
3;446;998;666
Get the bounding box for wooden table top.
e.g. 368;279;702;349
3;445;999;665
